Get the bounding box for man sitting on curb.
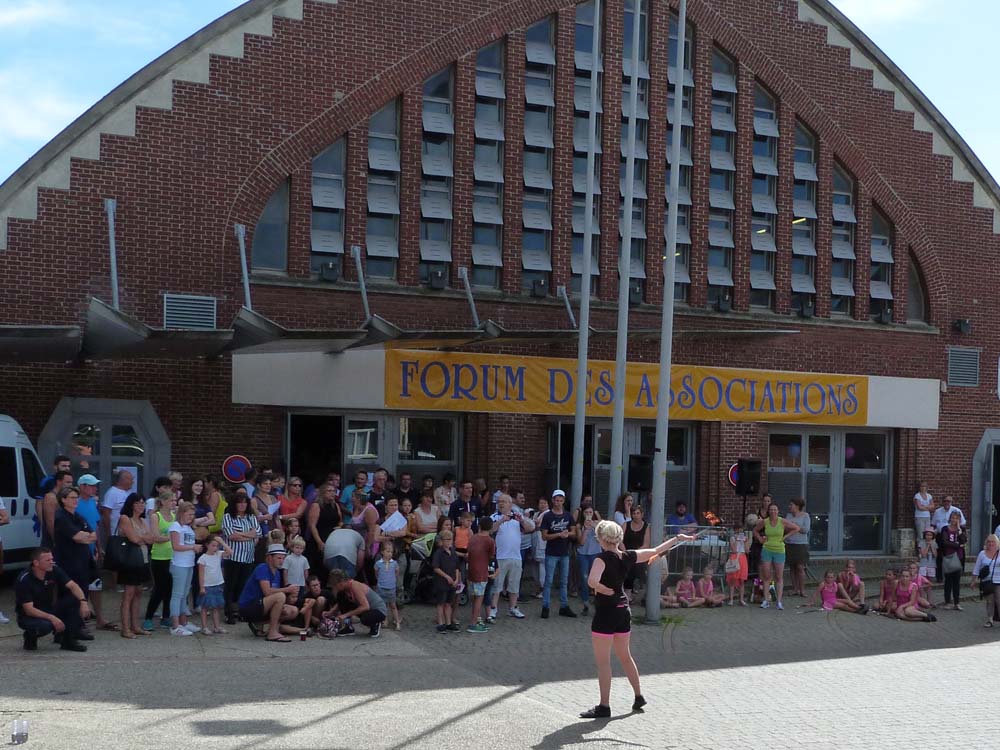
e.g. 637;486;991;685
237;543;301;642
16;547;91;652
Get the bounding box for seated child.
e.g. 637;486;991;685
837;560;865;605
893;568;936;622
802;570;865;613
659;566;681;608
876;569;897;615
675;567;705;608
907;561;934;609
696;565;725;607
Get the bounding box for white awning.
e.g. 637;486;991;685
753;117;780;138
831;277;856;297
832;203;857;224
871;243;894;264
472;202;503;225
365;235;399;259
422;111;454;135
708;227;734;248
753;155;778;176
420;193;453;220
474;115;505;142
750;270;776;291
831;240;856;260
791;273;816;294
525;41;556;65
311;177;344;209
751;231;777;252
421;153;453;178
522;207;553;231
368;147;400;173
521;246;552;271
793;199;818;219
471;244;503;267
310;229;344;254
709;189;735;211
367;183;400;215
475;77;505;100
870;280;894;300
419;239;452;263
711;111;737;132
751;194;777;215
792;235;817;257
712;72;738;93
707;266;734;287
794;161;818;182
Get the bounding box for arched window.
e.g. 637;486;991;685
907;255;929;323
251;179;289;271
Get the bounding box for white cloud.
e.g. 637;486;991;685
0;1;72;28
830;0;934;26
0;69;88;144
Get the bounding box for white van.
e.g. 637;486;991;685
0;415;46;569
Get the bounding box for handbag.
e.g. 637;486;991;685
105;522;147;572
942;552;962;575
980;553;999;598
724;556;741;574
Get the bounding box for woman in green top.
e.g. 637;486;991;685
143;492;177;630
753;502;800;611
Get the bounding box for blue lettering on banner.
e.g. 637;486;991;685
678;374;696;409
699;376;723;410
724;379;746;413
400;360;419;397
803;382;825;415
503;366;525;402
636;373;655;408
549;368;573;405
843;384;859;415
594;369;614;406
482;365;499;401
421;361;450;399
453;363;478;401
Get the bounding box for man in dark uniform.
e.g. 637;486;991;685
16;548;91;652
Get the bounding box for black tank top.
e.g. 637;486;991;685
622;521;647;550
595;550;637;608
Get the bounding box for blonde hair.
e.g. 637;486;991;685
595;519;623;546
289;535;306;551
176;501;195;520
155;491;176;510
268;528;286;545
986;534;1000;548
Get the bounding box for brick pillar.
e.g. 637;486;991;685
687;28;713;310
598;0;624;303
814;142;833;318
853;182;872;321
731;63;755;312
774;102;795;315
644;0;669;303
287;165;312;279
398;85;423;288
343;124;368;282
551;8;576;293
452;55;476;287
502;30;526;295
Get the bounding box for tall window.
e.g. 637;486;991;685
253;179;290;271
869;209;894;320
791;123;817;312
665;12;694;302
907;256;928;323
572;1;603;296
707;48;737;307
750;85;779;309
420;67;455;284
366;99;400;279
620;0;649;301
309;140;345;274
831;163;857;316
472;41;506;289
523;17;556;294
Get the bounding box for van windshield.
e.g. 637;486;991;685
21;448;44;499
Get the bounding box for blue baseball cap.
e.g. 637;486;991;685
77;474;101;486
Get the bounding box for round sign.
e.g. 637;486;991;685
728;462;739;488
222;454;252;484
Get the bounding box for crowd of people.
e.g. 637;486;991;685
8;458;1000;652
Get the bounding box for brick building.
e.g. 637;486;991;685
1;0;998;557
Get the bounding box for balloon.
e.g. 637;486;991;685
845;446;856;460
787;442;801;458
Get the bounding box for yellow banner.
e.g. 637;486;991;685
384;350;868;425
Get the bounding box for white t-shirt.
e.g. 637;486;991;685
491;510;528;560
282;552;309;586
168;522;197;567
102;486;132;533
913;492;933;519
197;552;225;587
973;551;1000;584
933;505;966;529
614;511;628;526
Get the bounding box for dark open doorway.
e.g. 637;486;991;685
289;415;343;488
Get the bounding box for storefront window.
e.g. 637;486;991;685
808;435;830;467
769;434;802;468
845;433;884;470
842;515;882;551
398;418;454;462
639;426;688;467
111;424;145;493
347;420;380;461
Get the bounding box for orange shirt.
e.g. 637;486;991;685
455;526;472;552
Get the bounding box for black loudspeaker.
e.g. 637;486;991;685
628;454;652;492
736;458;761;496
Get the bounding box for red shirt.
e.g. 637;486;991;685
279;495;305;517
467;534;496;583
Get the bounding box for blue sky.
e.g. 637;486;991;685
0;0;996;185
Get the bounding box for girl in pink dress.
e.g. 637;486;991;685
893;569;936;622
802;571;865;613
675;567;705;608
696;565;725;607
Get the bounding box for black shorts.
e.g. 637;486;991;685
238;602;265;622
433;584;456;605
591;605;632;636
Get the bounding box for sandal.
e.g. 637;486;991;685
120;631;137;639
100;622;120;632
212;627;228;635
265;636;291;643
247;622;263;638
137;629;153;636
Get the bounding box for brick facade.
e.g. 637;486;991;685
2;0;999;551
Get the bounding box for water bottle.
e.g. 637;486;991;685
11;719;28;745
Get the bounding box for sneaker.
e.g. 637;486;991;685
508;607;526;619
0;611;10;625
541;607;550;619
488;606;498;620
436;624;448;634
534;592;544;599
336;623;356;637
558;607;577;618
171;626;193;637
23;631;38;651
160;618;172;629
466;623;489;633
485;613;496;624
369;622;381;638
632;694;647;712
183;623;202;634
446;623;461;632
760;600;769;609
141;619;155;632
776;602;784;611
579;705;611;719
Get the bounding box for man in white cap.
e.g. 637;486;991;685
539;489;577;619
74;474;116;632
237;543;301;642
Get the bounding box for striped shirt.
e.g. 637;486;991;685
222;513;261;564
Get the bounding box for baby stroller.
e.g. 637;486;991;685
399;532;468;606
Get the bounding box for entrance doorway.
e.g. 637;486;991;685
289;415;343;488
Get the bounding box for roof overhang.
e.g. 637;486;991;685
0;325;82;362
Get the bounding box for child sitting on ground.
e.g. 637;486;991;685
659;566;681;608
876;569;897;614
893;568;936;622
801;570;866;613
374;541;402;630
837;560;865;606
696;565;726;607
675;567;705;608
907;561;934;609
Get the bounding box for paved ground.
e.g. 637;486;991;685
0;584;997;749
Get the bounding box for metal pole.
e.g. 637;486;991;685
234;224;253;311
104;199;120;311
457;266;481;328
351;244;372;324
607;0;642;516
570;0;602;515
558;285;577;330
646;0;686;624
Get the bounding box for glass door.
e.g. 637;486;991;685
69;420;147;494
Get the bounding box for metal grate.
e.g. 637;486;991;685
947;346;980;387
163;294;217;330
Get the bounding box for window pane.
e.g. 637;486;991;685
313;142;344;175
370;101;397;136
526;18;552;45
21;448;44;500
808;435;830;468
398;418;454;462
769;434;802;468
347;420;379;461
73;423;101;469
842;515;882;551
0;447;17;497
252;181;289;271
424;68;452;100
597;428;612;465
845;433;884;470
